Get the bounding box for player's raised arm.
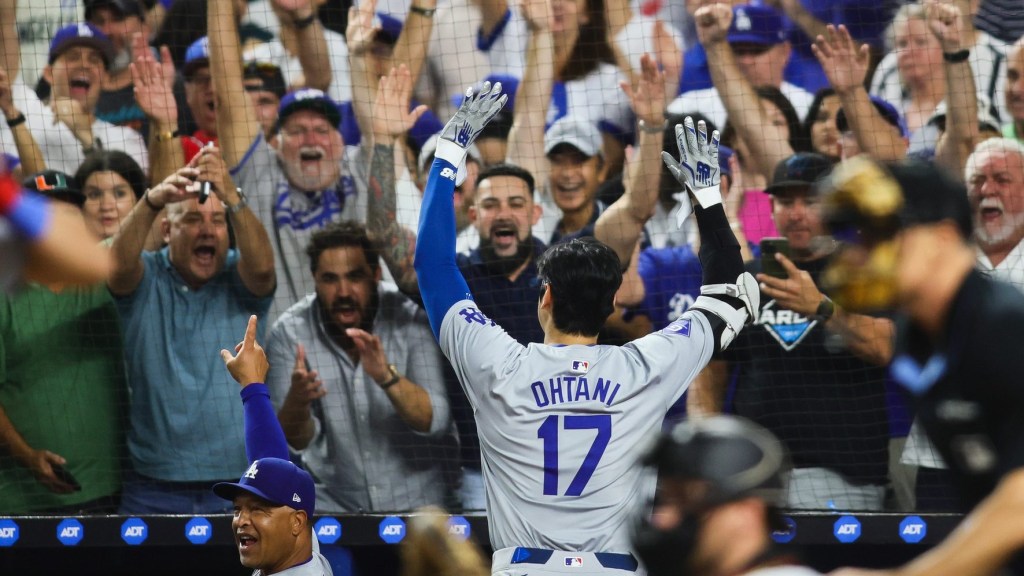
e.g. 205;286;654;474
220;315;290;463
413;81;508;339
662;117;759;353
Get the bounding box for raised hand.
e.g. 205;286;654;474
220;315;270;386
520;0;553;33
620;53;667;126
145;155;204;208
371;65;429;144
662;116;721;209
50;97;95;144
346;0;379;56
925;0;963;53
811;25;870;95
694;3;733;46
192;144;233;200
439;81;508;150
345;328;392;386
652;20;683;97
131;38;178;125
286;343;327;406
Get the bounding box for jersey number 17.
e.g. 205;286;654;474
537;414;612;496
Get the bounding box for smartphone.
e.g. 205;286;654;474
759;237;791;279
198;141;214;203
51;464;82;492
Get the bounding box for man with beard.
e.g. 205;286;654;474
108;145;276;513
210;0;366;323
633;416;822;576
969;138;1024;288
264;221;453;512
0;22;148;175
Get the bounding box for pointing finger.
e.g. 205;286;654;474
243;315;258;350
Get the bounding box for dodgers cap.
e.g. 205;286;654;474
275;88;343;134
213;457;315;517
49;23;115;68
728;5;786;46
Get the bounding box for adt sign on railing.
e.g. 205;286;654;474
121;518;148;545
833;516;861;543
770;516;797;544
447;516;471;541
0;519;19;547
185;517;213;545
899;516;927;544
315;517;342;545
379;516;406;544
56;518;84;546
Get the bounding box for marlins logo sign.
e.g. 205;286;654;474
758;299;817;351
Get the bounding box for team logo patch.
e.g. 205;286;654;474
758;300;816;351
662;318;691;337
244;461;259;479
571;360;589;374
564;557;584;567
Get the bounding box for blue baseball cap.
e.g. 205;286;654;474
719;145;735;177
727;5;786;46
836;96;909;139
275;88;343;134
213;458;315;517
183;36;210;79
49;23;115;67
373;12;404;45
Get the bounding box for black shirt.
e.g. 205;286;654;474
723;256;890;486
892;269;1024;510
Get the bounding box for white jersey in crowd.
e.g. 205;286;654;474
438;300;716;554
1;79;149;175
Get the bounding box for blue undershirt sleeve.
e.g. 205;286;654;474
240;383;290;462
413;157;473;340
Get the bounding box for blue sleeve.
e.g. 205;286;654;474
413;158;473;340
240;383;290;462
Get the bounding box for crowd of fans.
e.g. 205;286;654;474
1;0;1023;522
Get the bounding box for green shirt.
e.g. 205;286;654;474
1002;123;1023;142
0;283;126;513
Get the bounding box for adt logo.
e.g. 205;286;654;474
185;517;213;545
0;519;19;546
121;518;148;545
57;519;84;546
833;516;861;543
315;517;342;545
770;516;797;544
447;516;471;541
899;516;927;544
379;516;406;544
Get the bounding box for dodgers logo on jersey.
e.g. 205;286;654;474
662;318;691;337
571;360;589;374
458;306;494;327
758;299;816;351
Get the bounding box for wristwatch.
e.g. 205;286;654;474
813;295;835;323
226;188;248;215
378;364;401;389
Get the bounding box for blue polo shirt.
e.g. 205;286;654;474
115;248;272;481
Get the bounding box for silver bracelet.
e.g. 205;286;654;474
638;118;668;134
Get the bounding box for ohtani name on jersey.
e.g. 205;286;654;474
530;376;622;408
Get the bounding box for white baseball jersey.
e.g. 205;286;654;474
439;300;716;554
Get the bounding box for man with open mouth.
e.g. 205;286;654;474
0;21;148;175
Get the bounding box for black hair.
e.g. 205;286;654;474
476;163;536;194
306;220;381;274
152;0;207;69
74;150;147;200
803;87;839;156
721;86;809;157
536;237;622;336
560;0;616;82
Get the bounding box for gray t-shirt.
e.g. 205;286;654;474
231;135;368;324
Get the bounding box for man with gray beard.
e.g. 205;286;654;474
969;138;1024;290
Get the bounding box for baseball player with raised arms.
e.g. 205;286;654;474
413;81;759;575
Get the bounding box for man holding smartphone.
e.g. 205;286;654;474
689;152;896;512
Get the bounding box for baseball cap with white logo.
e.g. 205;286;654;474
48;23;115;68
213;457;316;516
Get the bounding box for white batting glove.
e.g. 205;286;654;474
435;80;508;185
662;117;722;228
